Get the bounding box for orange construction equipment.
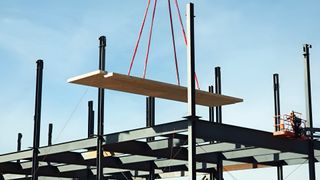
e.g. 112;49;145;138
273;111;307;139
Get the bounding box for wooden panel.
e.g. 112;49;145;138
68;70;243;107
224;163;269;171
81;151;113;160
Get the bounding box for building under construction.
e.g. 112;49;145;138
0;2;319;180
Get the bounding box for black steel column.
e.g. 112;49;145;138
87;101;94;180
273;74;281;131
88;101;94;138
186;3;197;180
273;73;284;180
97;36;106;180
215;67;222;124
17;133;22;164
48;123;53;146
214;67;223;180
303;44;313;131
216;154;223;180
303;44;316;180
31;60;44;180
277;165;283;180
146;96;155;180
208;86;215;180
17;133;22;152
209;86;214;123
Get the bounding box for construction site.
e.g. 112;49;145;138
0;1;319;180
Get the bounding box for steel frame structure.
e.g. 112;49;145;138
0;2;319;180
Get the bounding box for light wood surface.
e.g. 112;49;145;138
68;70;243;107
224;163;269;171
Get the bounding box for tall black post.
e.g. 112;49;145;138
215;67;222;124
146;96;155;180
277;165;283;180
88;101;94;138
303;44;316;180
186;3;197;180
214;67;223;180
208;86;215;180
17;133;22;164
17;133;22;152
273;74;281;131
273;74;283;180
87;101;94;180
31;60;44;180
209;86;214;123
48;123;53;146
97;36;106;180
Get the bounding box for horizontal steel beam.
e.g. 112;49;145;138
195;120;314;154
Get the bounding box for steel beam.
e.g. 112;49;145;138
273;74;281;131
303;44;316;180
97;36;106;180
48;124;53;146
215;67;223;180
215;67;222;124
277;165;283;180
146;96;155;180
196;120;309;154
186;3;197;180
17;133;22;164
216;154;223;180
31;60;44;180
87;100;95;179
17;133;22;152
88;101;94;138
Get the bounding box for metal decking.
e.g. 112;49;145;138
0;119;319;179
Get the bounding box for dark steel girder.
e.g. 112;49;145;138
196;120;312;154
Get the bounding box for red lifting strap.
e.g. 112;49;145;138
143;0;158;79
174;0;200;89
128;0;151;76
168;0;180;86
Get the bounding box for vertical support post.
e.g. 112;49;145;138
273;74;281;131
88;101;94;138
48;123;53;146
47;123;53;166
17;133;22;152
17;133;22;164
97;36;106;180
186;3;197;180
87;101;94;180
303;44;313;130
146;96;155;180
214;67;223;180
216;155;223;180
303;44;316;180
215;67;222;124
277;165;283;180
209;86;214;123
208;86;215;180
31;60;44;180
273;74;283;180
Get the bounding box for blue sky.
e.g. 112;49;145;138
0;0;319;179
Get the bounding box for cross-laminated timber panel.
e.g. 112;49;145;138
67;70;243;107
